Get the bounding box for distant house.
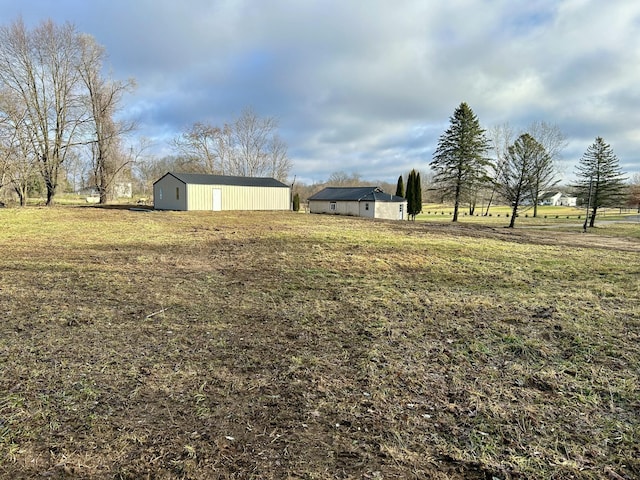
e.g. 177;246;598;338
308;186;407;220
539;191;577;207
153;172;290;211
539;192;562;206
558;195;577;207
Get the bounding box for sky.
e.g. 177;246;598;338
2;0;639;185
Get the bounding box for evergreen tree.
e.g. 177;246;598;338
431;102;491;221
574;137;626;228
395;175;405;198
292;192;300;212
406;169;422;221
415;171;422;216
405;170;414;220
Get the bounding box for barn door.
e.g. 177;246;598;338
212;188;222;211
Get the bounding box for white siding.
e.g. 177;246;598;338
309;199;407;220
309;200;360;215
358;201;375;218
186;184;289;211
375;201;407;220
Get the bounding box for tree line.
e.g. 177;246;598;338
0;18;292;206
303;102;629;228
428;102;628;228
0;19;135;205
0;19;632;217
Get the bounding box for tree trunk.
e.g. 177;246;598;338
590;205;597;227
45;178;56;206
14;185;27;206
453;182;461;222
509;204;517;228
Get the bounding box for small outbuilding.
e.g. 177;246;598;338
153;172;290;211
308;186;407;220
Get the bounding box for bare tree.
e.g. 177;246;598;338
267;135;292;182
527;121;566;216
233;107;278;177
0;19;88;205
172;122;221;174
487;123;514;215
78;34;135;203
628;173;640;213
0;89;39;205
327;171;364;186
172;107;292;181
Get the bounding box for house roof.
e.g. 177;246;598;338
154;172;289;188
308;186;406;203
539;191;562;200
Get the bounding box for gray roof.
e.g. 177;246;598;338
308;186;405;203
155;172;288;188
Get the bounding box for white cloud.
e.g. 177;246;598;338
0;0;638;183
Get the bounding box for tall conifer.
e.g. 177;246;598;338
431;102;491;221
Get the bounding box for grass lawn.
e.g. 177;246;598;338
0;207;638;479
418;204;638;225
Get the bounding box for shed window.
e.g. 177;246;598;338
330;202;336;211
176;187;180;200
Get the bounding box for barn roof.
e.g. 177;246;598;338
154;172;288;188
308;187;405;203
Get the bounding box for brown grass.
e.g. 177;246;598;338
0;207;638;479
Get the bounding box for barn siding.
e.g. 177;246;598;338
185;184;289;211
153;173;290;211
221;185;289;211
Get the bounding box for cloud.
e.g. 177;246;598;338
1;0;638;184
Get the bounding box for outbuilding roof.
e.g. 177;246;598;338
308;186;405;203
154;172;289;188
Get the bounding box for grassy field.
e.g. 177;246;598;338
0;207;638;479
418;204;639;225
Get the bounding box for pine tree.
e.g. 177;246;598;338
574;137;626;228
431;102;491;221
395;175;405;198
292;192;300;212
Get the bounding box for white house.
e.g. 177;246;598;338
307;186;407;220
558;195;577;207
539;192;563;206
539;191;577;207
153;173;290;211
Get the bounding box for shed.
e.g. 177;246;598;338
308;186;407;220
153;172;290;211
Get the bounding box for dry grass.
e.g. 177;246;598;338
0;206;638;479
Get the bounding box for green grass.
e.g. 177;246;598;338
0;206;638;479
419;203;638;225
